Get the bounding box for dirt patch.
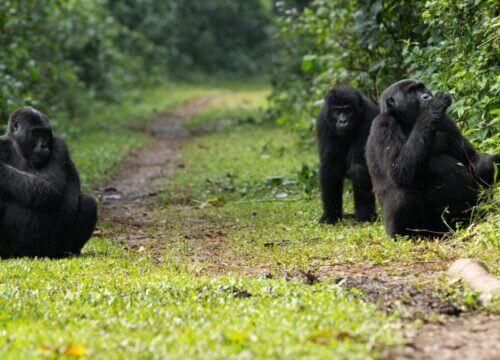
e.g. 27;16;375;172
331;270;499;360
339;276;461;317
389;313;500;360
93;96;215;247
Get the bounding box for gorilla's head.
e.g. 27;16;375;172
380;79;433;127
7;106;53;168
325;86;365;137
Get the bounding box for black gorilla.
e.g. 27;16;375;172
317;86;379;224
0;106;97;258
366;79;499;237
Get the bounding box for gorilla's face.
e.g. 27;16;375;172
27;127;53;168
7;107;53;168
326;87;363;136
380;79;433;126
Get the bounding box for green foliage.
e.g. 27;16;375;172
0;0;150;121
271;0;499;147
0;0;274;123
404;0;500;147
107;0;273;74
270;0;423;132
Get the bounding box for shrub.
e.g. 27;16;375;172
404;0;499;148
0;0;274;122
270;0;499;151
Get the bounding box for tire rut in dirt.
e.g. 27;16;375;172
93;96;216;247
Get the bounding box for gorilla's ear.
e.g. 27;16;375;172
385;96;395;109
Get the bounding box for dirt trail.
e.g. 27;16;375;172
90;95;498;360
93;96;214;247
389;313;500;360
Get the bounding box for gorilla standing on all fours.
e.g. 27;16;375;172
366;79;500;238
0;106;97;258
317;86;379;224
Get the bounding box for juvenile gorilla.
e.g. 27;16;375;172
0;107;97;258
317;86;379;224
366;80;499;237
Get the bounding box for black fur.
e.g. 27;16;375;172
366;79;499;238
0;106;97;258
317;86;379;224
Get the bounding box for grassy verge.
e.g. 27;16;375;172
57;80;267;190
0;242;401;359
0;83;497;359
162;123;499;273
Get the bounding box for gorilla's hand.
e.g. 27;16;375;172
433;91;452;110
421;91;452;122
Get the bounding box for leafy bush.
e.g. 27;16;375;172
0;0;274;123
0;0;148;121
404;0;499;148
107;0;273;74
271;0;499;150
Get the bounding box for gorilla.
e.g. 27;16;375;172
0;106;97;258
317;86;379;224
366;79;499;237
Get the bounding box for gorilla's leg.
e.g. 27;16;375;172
68;194;98;255
383;190;431;237
474;154;500;186
424;156;478;230
351;166;376;222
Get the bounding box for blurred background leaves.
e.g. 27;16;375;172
1;0;498;151
0;0;274;122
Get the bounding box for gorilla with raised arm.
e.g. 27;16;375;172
317;86;379;224
366;79;499;238
0;107;97;258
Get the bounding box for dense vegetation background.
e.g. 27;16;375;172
1;0;498;149
0;0;273;122
270;0;499;150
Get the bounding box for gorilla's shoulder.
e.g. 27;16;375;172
372;113;394;129
51;136;72;162
52;136;69;150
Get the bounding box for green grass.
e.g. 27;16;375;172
0;242;401;359
0;81;498;359
184;87;269;131
162;124;499;273
56;80;268;190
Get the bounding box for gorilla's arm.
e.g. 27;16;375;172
350;141;376;221
0;138;69;210
386;94;451;187
319;157;345;223
438;115;498;185
317;116;345;223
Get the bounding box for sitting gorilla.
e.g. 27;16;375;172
0;106;97;258
317;86;379;224
366;80;499;237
